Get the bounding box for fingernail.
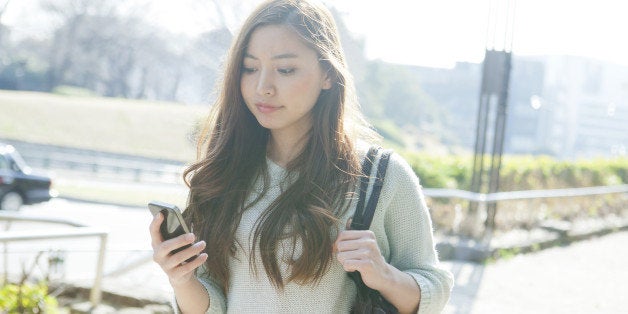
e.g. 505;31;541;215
186;233;195;242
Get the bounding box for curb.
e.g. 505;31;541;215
437;221;628;263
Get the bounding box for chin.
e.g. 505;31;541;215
254;118;279;130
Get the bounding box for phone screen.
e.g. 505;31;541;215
163;210;187;239
148;201;196;260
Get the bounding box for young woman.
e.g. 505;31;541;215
149;0;453;313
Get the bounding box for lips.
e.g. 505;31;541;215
255;102;281;114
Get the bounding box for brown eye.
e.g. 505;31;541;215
278;68;295;75
242;67;257;74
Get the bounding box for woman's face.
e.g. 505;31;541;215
241;25;331;139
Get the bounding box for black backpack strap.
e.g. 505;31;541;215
351;147;392;231
347;147;398;313
352;146;378;229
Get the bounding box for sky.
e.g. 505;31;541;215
3;0;627;69
331;0;628;68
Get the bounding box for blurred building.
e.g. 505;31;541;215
509;55;628;159
411;55;628;159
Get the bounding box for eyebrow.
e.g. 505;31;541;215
244;52;299;60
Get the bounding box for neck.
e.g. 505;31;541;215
267;130;308;168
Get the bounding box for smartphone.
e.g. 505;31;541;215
148;200;197;261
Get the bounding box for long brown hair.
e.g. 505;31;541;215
183;0;375;291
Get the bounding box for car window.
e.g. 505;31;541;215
0;155;9;170
9;150;30;173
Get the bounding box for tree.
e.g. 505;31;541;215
0;0;10;46
42;0;113;90
37;0;190;100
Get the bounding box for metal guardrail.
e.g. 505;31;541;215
21;152;184;183
424;185;628;261
423;184;628;202
0;212;108;306
423;184;628;237
1;139;183;183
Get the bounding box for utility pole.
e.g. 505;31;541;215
467;0;516;238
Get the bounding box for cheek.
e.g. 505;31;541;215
291;76;322;99
240;77;255;104
239;79;255;113
240;77;249;96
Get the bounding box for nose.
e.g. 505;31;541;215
256;70;275;96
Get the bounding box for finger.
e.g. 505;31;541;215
336;230;374;242
168;240;207;268
155;233;195;261
149;213;164;246
338;257;372;273
170;253;208;281
334;230;364;253
336;237;377;253
336;248;371;264
179;252;208;273
154;236;201;270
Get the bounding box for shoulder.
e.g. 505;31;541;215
382;150;421;189
354;143;420;186
356;145;422;194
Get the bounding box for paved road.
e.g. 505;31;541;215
443;231;628;314
4;199;628;313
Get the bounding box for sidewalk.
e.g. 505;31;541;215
59;207;628;313
443;230;628;314
61;231;628;313
5;179;627;313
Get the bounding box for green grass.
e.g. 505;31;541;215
1;89;209;206
0;90;208;162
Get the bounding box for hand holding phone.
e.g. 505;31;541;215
148;200;197;261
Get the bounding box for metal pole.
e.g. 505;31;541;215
0;214;109;307
486;51;512;230
469;0;516;237
471;83;491;194
469;55;494;221
90;233;108;306
2;220;11;286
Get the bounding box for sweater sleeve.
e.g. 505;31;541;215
198;272;227;314
380;152;454;314
172;267;227;314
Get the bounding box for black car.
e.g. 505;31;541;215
0;143;56;211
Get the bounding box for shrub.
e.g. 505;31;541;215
400;152;628;235
0;281;59;314
403;152;471;189
402;152;628;190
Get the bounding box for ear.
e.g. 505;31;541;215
321;71;332;90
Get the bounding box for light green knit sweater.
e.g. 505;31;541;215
179;150;453;313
